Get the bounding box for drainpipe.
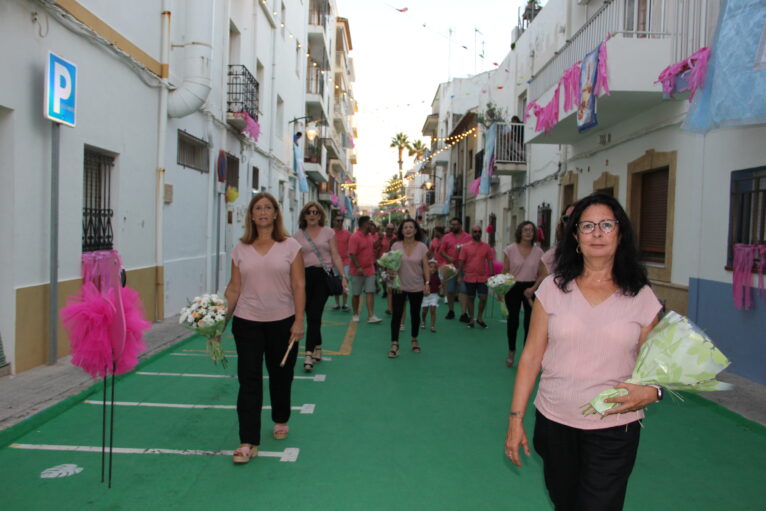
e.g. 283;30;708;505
267;11;278;202
155;1;171;321
167;0;214;118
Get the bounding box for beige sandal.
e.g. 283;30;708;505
273;423;289;440
232;444;258;464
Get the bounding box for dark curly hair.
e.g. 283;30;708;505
397;218;425;242
554;193;648;296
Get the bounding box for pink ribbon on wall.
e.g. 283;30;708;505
732;244;766;310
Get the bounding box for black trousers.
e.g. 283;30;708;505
504;281;535;351
231;315;298;446
391;291;424;342
533;410;641;511
305;266;330;352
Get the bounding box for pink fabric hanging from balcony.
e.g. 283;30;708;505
331;192;339;206
594;38;610;96
235;112;261;142
656;47;711;101
562;62;582;112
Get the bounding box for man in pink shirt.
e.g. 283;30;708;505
440;217;472;322
332;214;352;311
458;225;495;328
348;216;382;324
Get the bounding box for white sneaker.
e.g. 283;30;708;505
368;315;383;324
352;315;360;322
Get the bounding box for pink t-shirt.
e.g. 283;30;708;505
440;231;472;262
348;230;375;277
296;226;335;269
534;276;662;430
231;238;302;322
458;241;495;283
541;246;557;274
503;243;545;282
429;237;447;266
391;241;429;292
334;228;351;265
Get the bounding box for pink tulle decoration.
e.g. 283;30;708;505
656;47;710;101
562;62;582;111
331;192;339;205
733;244;756;310
535;86;560;133
116;286;150;374
492;260;503;275
469;177;481;196
339;203;347;214
594;37;611;96
524;101;540;122
236;112;261;142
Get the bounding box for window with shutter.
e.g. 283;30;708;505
638;167;668;263
728;166;766;267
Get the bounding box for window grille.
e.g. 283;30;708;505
82;150;114;252
728;166;766;267
226;153;239;189
177;130;209;172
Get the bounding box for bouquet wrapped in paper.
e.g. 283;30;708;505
377;250;403;290
582;311;732;416
438;264;458;282
180;294;229;369
487;273;517;317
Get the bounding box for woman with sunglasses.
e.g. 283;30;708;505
541;203;576;275
504;193;662;510
502;221;548;367
295;202;347;372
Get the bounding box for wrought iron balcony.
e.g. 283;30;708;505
227;64;259;121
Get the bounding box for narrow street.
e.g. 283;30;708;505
1;304;764;510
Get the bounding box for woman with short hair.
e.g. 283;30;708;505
295;201;346;372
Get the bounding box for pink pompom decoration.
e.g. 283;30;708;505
114;286;150;375
61;283;116;378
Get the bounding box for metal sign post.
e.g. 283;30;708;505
44;52;77;364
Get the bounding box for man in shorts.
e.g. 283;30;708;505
332;214;352;311
348;216;382;324
458;225;495;328
440;217;472;321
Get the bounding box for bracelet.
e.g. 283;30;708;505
509;411;523;418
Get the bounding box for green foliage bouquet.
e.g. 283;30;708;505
377;250;403;290
582;311;731;416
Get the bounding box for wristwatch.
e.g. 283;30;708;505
651;385;663;401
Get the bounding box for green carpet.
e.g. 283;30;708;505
0;301;764;510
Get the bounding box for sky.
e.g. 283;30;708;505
335;0;535;207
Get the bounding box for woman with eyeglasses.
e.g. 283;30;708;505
504;193;662;510
222;192;305;464
295;202;347;372
502;221;548;367
541;203;576;275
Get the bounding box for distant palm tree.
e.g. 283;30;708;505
408;139;428;162
390;132;410;211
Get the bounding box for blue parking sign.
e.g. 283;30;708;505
45;52;77;127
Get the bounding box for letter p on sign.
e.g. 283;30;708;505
45;52;77;127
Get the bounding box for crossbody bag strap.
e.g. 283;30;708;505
301;229;331;273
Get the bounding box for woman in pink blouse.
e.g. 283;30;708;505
505;194;662;510
502;221;547;367
388;218;431;357
294;202;347;373
221;193;305;464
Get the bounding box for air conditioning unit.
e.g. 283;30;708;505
577;0;592;4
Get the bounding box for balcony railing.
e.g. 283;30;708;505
227;65;259;120
307;66;325;97
529;0;671;101
309;0;329;28
494;122;526;164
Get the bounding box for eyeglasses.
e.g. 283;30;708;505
306;210;321;216
577;219;619;234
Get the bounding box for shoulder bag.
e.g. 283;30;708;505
302;230;344;296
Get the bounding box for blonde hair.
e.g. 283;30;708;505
298;201;327;230
240;192;289;243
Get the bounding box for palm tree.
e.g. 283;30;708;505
408;139;428;162
390;132;411;212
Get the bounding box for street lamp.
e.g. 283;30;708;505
288;115;318;141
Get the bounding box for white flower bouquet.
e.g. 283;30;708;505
377;250;403;290
438;264;458;282
581;311;732;416
487;273;517;317
179;294;229;369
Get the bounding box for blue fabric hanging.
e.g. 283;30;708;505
293;143;309;193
